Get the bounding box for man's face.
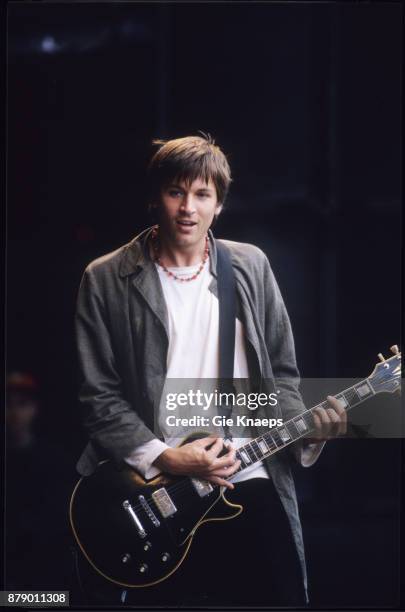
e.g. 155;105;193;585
157;177;221;251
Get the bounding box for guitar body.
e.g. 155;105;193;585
70;440;242;588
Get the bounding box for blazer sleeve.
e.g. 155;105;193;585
75;265;157;461
261;252;324;465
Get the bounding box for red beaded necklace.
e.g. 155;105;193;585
151;226;209;282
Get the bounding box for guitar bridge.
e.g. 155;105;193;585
152;488;177;518
139;495;160;527
191;478;213;498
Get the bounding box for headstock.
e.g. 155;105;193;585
368;345;402;395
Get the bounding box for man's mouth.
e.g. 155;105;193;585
176;219;197;227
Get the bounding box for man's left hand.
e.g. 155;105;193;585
308;395;347;441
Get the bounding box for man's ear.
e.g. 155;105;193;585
214;204;223;218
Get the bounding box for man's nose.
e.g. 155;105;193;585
180;193;196;214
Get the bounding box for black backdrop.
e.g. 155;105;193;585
6;2;402;608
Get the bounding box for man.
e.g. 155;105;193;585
75;134;346;607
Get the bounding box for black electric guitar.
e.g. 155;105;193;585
70;347;401;588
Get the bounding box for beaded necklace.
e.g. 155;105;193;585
151;226;209;282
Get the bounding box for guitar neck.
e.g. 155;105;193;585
232;377;376;476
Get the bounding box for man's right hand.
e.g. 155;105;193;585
152;436;240;489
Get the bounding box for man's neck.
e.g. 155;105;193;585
152;235;207;267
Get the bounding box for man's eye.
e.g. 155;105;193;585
197;193;210;199
169;190;182;197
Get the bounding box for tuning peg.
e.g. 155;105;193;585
378;353;386;362
390;345;399;355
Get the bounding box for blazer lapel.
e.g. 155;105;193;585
119;226;169;339
132;263;170;340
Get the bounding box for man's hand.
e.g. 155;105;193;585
152;436;241;489
307;395;347;442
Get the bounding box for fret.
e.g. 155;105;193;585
278;426;292;443
354;380;374;399
246;442;259;462
235;449;248;470
239;444;256;465
303;409;316;430
257;437;270;456
250;439;264;460
342;387;360;408
293;415;310;435
334;393;348;410
271;429;284;448
286;419;300;440
236;447;251;467
263;433;277;453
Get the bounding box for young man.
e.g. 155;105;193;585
75;135;346;607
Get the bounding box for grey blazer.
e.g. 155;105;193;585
75;226;310;594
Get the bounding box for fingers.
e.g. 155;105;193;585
206;475;235;489
194;435;219;448
326;408;341;437
209;446;237;470
326;395;347;436
198;441;241;482
210;459;241;478
189;437;241;484
312;396;347;440
327;396;344;412
311;411;323;437
204;437;224;457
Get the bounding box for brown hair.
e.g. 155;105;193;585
147;133;232;207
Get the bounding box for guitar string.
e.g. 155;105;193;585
122;412;321;514
124;411;327;515
125;389;366;515
122;363;400;515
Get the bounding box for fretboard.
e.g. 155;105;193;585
231;377;375;477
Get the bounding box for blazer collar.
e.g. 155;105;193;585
119;226;218;278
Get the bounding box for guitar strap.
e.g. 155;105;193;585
215;239;236;441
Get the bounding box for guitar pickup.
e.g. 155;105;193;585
191;478;213;498
152;488;177;518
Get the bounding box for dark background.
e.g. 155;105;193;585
6;1;402;608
